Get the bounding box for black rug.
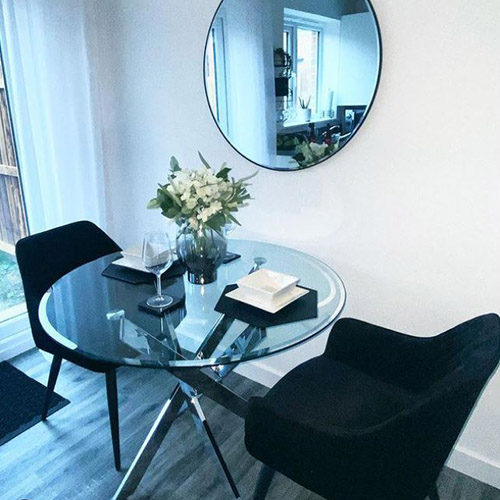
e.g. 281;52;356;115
0;361;69;446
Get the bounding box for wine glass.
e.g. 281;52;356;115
224;221;237;261
142;231;174;308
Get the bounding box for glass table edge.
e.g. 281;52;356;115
169;286;347;369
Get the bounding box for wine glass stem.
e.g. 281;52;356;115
156;273;162;297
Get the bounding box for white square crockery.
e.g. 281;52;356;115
236;269;300;305
116;245;145;271
226;285;309;314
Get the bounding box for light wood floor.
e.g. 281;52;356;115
0;349;499;500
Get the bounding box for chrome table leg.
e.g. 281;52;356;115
183;385;240;499
112;383;184;500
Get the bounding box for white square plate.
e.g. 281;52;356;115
225;286;309;314
113;245;176;273
112;256;148;273
236;269;299;304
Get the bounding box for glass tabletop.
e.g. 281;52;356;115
39;240;346;369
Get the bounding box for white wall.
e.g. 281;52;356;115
337;12;379;104
92;0;500;488
321;19;341;112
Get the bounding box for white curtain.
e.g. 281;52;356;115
222;0;276;166
0;0;105;234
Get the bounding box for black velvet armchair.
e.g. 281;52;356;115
245;314;500;500
16;221;123;470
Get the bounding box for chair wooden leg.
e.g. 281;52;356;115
41;355;62;421
428;483;440;500
253;464;275;500
105;370;121;471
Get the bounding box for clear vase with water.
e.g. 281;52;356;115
176;224;227;284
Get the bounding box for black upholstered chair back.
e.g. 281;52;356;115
426;315;500;390
325;315;500;394
326;314;500;499
16;221;121;355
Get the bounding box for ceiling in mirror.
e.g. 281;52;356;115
204;0;381;171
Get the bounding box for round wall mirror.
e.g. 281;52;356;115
204;0;382;171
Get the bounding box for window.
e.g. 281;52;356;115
0;49;30;360
0;55;27;318
296;28;320;112
284;20;321;114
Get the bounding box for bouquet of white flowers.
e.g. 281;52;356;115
147;153;256;233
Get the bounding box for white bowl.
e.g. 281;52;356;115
237;269;299;305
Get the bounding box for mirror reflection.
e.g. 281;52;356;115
204;0;381;170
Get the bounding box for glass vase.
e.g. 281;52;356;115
176;224;227;284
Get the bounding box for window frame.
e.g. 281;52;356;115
284;17;324;114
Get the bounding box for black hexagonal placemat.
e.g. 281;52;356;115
215;284;318;328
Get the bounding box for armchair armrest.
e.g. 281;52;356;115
324;318;431;390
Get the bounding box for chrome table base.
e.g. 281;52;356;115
113;272;267;500
112;368;246;500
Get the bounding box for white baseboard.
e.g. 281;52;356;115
235;359;282;388
0;240;15;255
236;361;500;490
447;446;500;490
0;326;34;361
0;310;33;361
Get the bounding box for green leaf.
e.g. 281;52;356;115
164;188;182;207
216;167;231;180
238;170;258;183
147;198;160;209
198;151;211;169
165;207;179;218
226;212;241;226
206;213;226;232
170;156;180;172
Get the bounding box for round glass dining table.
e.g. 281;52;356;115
40;239;345;370
38;239;346;499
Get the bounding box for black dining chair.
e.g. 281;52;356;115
16;220;123;470
245;314;500;500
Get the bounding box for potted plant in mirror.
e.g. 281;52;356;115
148;153;256;284
298;96;312;123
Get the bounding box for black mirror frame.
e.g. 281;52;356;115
203;0;383;172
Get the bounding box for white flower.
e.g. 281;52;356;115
195;186;210;199
212;200;223;212
185;198;197;210
180;190;192;201
309;142;328;156
188;216;199;230
197;209;210;223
